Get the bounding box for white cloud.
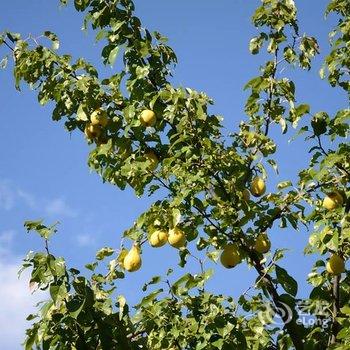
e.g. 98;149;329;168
0;180;15;210
45;197;77;218
0;229;15;244
0;229;16;257
0;253;45;350
76;233;95;247
0;178;78;219
17;189;37;210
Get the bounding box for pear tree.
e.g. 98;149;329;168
1;0;350;349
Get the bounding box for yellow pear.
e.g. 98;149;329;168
168;227;186;248
91;109;108;127
326;254;345;275
323;191;344;211
84;123;101;140
250;177;266;197
144;151;159;171
242;189;251;201
220;244;241;269
149;230;168;248
140;109;156;127
123;245;142;272
254;233;271;254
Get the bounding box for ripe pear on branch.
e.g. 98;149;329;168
220;244;242;269
84;123;102;140
149;229;168;248
322;191;344;211
254;233;271;254
168;227;186;248
144;150;159;171
326;254;345;275
123;245;142;272
140;109;156;127
250;176;266;197
91;108;108;128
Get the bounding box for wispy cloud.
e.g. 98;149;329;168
0;229;15;244
76;233;96;247
17;189;37;210
0;180;15;210
45;197;77;218
0;178;78;219
0;229;16;257
0;248;45;350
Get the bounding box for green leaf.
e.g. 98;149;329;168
108;46;120;66
67;297;85;318
96;247;115;260
142;275;161;291
6;32;20;43
277;180;292;190
249;35;264;55
76;104;88;121
24;220;58;240
118;295;127;320
50;283;66;303
276;265;298;296
44;31;60;50
279;117;287;134
340;305;350;315
137;289;163;307
172;208;181;227
296;103;310;115
48;256;66;277
267;159;279;174
74;0;90;11
0;56;8;69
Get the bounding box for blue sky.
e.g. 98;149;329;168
0;1;347;348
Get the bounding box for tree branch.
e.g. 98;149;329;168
3;40;14;52
329;274;340;345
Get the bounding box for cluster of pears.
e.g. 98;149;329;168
140;109;159;170
220;233;271;269
322;190;344;211
121;227;186;273
149;227;186;249
310;190;347;275
84;108;109;144
322;191;347;275
322;192;346;274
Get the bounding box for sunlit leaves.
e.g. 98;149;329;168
44;31;60;50
323;1;350;93
2;0;350;348
24;220;58;240
276;265;298;297
96;246;115;260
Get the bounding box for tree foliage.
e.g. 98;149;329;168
1;0;350;349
